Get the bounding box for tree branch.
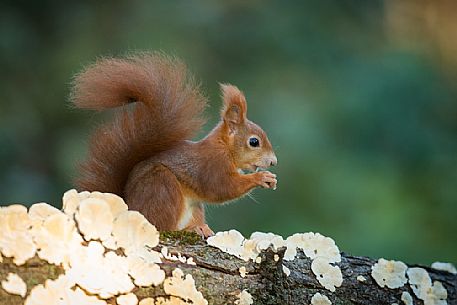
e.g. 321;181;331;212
1;231;455;305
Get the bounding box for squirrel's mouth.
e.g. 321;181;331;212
239;165;259;174
251;164;268;172
239;163;269;174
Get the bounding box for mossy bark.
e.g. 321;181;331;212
1;231;456;305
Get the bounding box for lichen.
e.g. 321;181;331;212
152;296;190;305
160;231;202;245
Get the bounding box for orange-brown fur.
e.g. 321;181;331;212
71;52;277;237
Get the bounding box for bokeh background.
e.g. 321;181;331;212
1;1;456;265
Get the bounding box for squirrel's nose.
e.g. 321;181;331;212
270;155;278;167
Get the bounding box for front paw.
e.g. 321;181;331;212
255;171;277;190
189;224;214;239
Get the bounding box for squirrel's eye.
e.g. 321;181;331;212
249;137;260;147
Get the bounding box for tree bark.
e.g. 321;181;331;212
1;232;456;305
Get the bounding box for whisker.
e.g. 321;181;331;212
247;192;261;204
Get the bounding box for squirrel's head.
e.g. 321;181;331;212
220;84;277;172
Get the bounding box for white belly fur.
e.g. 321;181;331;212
177;197;195;230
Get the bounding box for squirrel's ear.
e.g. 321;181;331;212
220;84;247;128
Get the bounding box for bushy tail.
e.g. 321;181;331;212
71;52;207;195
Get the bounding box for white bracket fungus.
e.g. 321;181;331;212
207;230;287;263
207;230;245;258
407;267;434;298
239;266;248;278
112;210;160;255
371;258;408;289
234;289;254;305
25;275;71;305
407;267;448;305
163;268;208;305
401;291;413;305
32;211;83;266
70;287;108;305
1;272;27;297
284;232;340;263
431;262;457;275
128;256;165;287
207;230;343;292
28;202;61;221
1;190;213;305
66;241;134;299
24;274;107;305
248;232;285;252
310;292;332;305
356;275;367;282
0;205;36;265
117;293;139;305
64;189;127;214
62;189;90;216
282;265;291;277
138;298;155;305
76;197;114;241
160;247;195;265
282;232;343;292
311;257;343;292
89;191;129;218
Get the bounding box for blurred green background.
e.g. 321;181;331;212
1;1;456;265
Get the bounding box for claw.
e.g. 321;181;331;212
188;224;214;239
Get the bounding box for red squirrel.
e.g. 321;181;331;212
71;53;277;237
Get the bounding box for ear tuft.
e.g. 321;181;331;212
220;83;247;125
